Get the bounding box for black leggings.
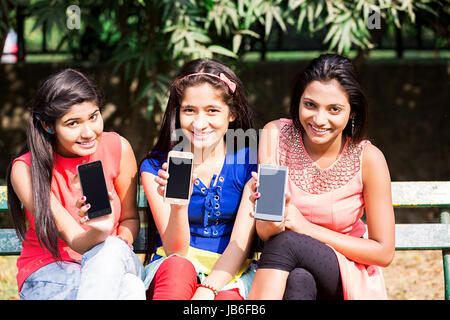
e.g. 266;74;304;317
258;230;343;300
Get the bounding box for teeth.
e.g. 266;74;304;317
193;131;213;137
311;125;328;132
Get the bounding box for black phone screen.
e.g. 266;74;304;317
165;156;193;200
256;167;286;216
77;160;112;219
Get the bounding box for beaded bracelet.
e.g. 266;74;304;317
197;283;218;296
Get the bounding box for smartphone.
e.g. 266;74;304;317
164;151;194;205
76;160;112;219
254;164;288;222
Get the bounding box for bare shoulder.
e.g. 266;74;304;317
363;143;387;168
262;119;281;131
11;160;31;185
119;135;134;155
119;135;137;164
259;120;281;164
10;160;34;211
362;142;390;183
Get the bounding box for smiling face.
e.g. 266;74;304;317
50;101;104;157
298;79;352;148
179;83;235;152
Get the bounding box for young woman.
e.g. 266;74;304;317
248;54;395;300
140;59;257;300
6;69;145;299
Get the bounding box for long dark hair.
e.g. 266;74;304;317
140;59;255;264
6;68;103;258
289;54;368;142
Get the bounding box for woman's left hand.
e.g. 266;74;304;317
191;286;216;300
284;203;311;235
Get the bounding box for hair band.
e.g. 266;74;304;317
179;72;236;94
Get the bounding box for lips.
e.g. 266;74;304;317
309;124;330;135
191;131;215;140
76;139;96;149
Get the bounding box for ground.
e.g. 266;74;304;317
0;250;444;300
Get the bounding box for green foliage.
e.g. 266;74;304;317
10;0;439;119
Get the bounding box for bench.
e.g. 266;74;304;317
1;182;449;299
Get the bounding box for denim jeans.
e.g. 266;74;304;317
20;236;145;300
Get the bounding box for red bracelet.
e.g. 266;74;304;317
197;283;218;296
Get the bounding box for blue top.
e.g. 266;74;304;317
140;146;257;254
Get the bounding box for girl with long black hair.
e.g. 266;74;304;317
248;54;395;300
140;59;258;300
7;69;145;299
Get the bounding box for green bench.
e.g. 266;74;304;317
1;182;449;299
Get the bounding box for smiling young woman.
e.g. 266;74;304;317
139;59;257;300
248;54;394;300
6;69;145;300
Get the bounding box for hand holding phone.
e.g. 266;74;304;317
254;164;288;222
77;160;112;220
77;191;115;234
163;151;194;205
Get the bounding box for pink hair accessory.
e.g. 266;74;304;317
219;73;236;93
179;72;236;94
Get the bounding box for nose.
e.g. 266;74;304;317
80;123;95;138
192;115;208;132
313;109;327;126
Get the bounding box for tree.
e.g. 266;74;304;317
2;0;442;154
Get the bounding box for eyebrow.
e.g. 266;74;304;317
180;104;224;109
303;97;346;108
63;109;100;124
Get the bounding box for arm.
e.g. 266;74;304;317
10;161;113;254
114;136;140;246
192;178;256;299
140;162;191;256
285;144;395;267
254;120;286;241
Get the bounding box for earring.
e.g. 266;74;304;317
48;129;53;134
351;117;355;136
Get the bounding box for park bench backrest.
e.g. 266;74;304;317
0;182;449;299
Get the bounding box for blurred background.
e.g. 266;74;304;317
0;0;449;299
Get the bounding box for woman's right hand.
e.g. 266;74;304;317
154;162;197;208
249;171;286;240
76;192;115;235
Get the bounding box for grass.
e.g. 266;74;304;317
0;256;19;300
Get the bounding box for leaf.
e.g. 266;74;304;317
137;80;153;102
232;33;242;53
296;7;307;31
264;8;273;39
208;44;238;58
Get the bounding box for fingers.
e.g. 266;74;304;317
155;163;169;197
77;195;90;224
76;195;86;209
191;172;198;185
249;191;260;203
250;172;258;192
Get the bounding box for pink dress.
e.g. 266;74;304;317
277;118;387;300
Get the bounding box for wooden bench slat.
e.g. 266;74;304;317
391;181;450;206
3;222;449;254
0;186;7;211
0;229;22;255
1;181;450;210
0;228;149;255
393;223;450;249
